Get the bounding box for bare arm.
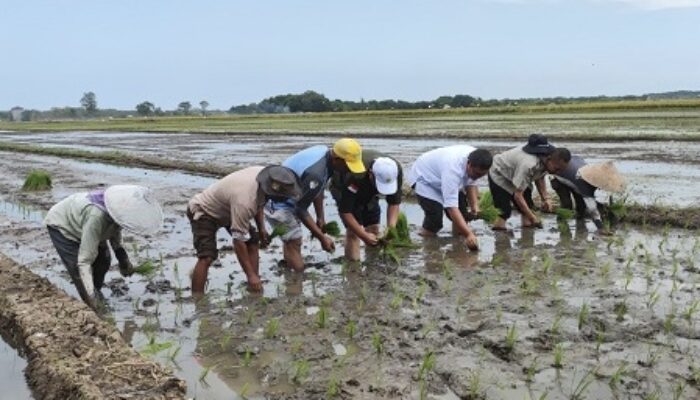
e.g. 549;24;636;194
386;204;400;228
233;239;261;290
466;186;480;215
254;206;269;248
513;190;539;223
446;207;479;250
340;212;377;245
535;177;553;211
313;192;325;228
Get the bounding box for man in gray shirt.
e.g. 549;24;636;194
488;134;571;230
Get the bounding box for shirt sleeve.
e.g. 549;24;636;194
77;212;108;268
108;227;123;251
229;198;254;241
441;160;465;208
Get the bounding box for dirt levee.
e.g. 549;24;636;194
0;254;186;400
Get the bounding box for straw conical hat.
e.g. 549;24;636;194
105;185;163;235
579;161;626;193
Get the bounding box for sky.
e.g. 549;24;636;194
2;0;699;110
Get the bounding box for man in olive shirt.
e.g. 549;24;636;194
330;150;402;261
488;134;571;230
188;165;301;293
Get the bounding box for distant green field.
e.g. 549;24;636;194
3;99;700;140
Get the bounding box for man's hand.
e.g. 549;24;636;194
364;232;379;247
542;198;554;213
320;235;336;253
529;217;543;229
247;274;263;291
465;233;479;251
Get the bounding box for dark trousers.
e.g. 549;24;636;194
47;226;111;304
551;179;586;217
488;174;534;219
416;191;469;233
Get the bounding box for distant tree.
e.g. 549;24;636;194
177;101;192;115
80;92;98;115
199;100;209;116
136;101;156;116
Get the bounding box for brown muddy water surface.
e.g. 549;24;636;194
1;131;699;207
0;136;699;399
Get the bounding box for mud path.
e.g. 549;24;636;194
0;150;699;399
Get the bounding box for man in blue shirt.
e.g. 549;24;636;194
266;138;365;270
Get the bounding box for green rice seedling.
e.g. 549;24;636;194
496;305;503;323
578;303;589;331
317;306;328;329
663;312;675;335
142;335;174;355
322;221;342;238
682;299;699;325
525;358;538;382
269;224;289;240
595;330;605;353
290;340;303;355
609;197;628;220
644;390;661;400
167;345;181;364
380;212;416;263
240;382;251;399
22;169;52;191
478;191;502;223
419;379;429;400
552;343;564;368
542;252;553;275
327;373;340;398
245;306;255;325
133;259;157;277
413;278;428;309
390;291;403;310
600;261;611;281
242;348;253;366
647;287;660;310
418;350;436;380
505;323;518;353
468;370;482;399
624;270;633;291
614;301;627;322
292;359;310;384
551;314;562;336
421;320;437;337
220;331;233;350
608;362;627;390
264;318;279;338
442;259;454;281
198;366;211;385
672;381;686;400
345;320;357;339
555;207;576;221
372;331;383;355
570;368;596;400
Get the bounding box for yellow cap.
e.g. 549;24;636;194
332;138;365;173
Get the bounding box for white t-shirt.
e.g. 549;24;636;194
407;145;479;208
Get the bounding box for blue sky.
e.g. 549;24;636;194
2;0;699;110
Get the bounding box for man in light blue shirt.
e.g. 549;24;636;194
266;138;365;270
407;145;493;250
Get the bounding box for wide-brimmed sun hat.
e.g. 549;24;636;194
332;138;366;173
579;161;626;193
522;133;556;155
105;185;163;235
372;157;399;195
257;165;302;200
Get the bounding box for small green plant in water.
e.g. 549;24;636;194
418;350;436;380
264;318;279;338
372;331;384;355
380;212;416;263
578;303;589;331
478;191;502;223
555;207;576;221
505;323;518;353
133;259;157;277
292;359;310;384
327;373;340;398
608;362;627;390
614;301;627;322
269;224;289;240
553;343;564;368
317;306;328;329
22;170;52;191
345;320;357;339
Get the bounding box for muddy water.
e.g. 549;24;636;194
2;131;700;206
0;340;32;399
0;151;699;399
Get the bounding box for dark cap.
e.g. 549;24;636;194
522;134;555;155
256;165;302;201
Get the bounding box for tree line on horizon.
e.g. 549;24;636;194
2;90;699;121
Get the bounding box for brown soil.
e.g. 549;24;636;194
0;254;186;400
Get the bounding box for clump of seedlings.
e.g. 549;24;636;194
322;221;342;237
614;301;627;322
264;318;280;338
22;169;52;191
269;225;289;240
372;330;384;355
578;303;589;331
317;306;328;329
133;259;157;277
380;212;416;263
292;359;310;384
478;191;502;223
345;320;357;339
608;362;627;390
505;323;518;353
552;343;564;368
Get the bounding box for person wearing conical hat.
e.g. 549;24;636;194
265;138;365;271
489;134;571;230
551;157;626;233
329;149;403;261
45;185;163;309
188;166;302;293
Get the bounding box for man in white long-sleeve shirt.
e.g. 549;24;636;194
44;185;162;309
407;145;493;251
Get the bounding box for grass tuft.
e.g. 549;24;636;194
22;170;52;191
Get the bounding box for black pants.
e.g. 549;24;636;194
416;191;469;233
488;174;534;219
47;226;111;304
551;178;586;217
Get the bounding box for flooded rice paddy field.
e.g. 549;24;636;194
0;140;699;399
1;131;699;207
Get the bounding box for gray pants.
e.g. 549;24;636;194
47;226;111;304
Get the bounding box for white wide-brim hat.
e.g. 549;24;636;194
372;157;399;195
579;161;626;193
105;185;163;235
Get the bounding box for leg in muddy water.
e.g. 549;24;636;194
450;191;471;236
46;226;96;306
344;229;361;261
283;238;304;271
192;256;214;293
551;177;574;211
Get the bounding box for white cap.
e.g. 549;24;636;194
105;185;163;235
372;157;399;195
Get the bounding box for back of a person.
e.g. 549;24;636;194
274;145;329;209
190;166;264;226
490;146;538;182
410;144;475;185
45;192;99;241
